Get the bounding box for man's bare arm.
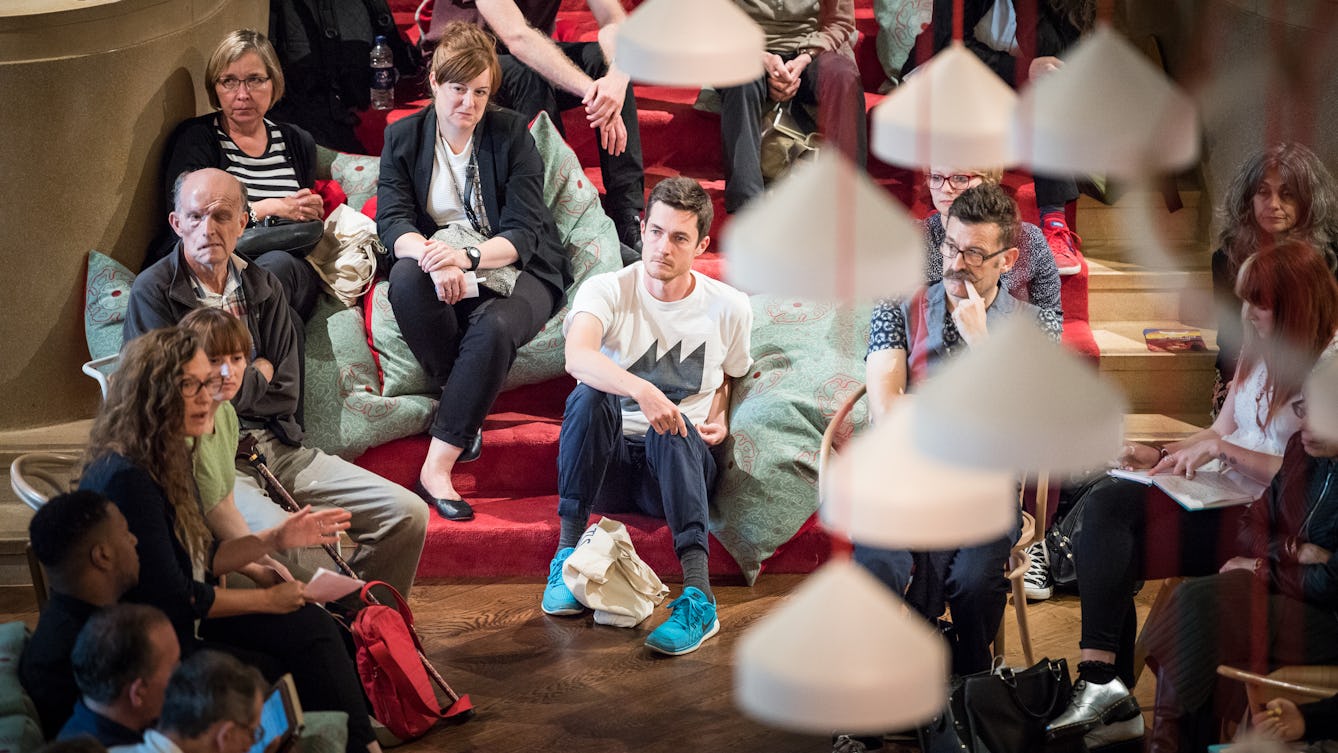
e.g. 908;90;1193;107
565;312;686;436
865;348;908;423
477;0;593;97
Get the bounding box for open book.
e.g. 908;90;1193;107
1107;468;1260;510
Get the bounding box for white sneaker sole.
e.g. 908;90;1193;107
646;618;720;656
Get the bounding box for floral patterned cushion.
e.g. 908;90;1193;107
712;297;872;583
84;251;135;361
302;296;436;459
331;153;382;214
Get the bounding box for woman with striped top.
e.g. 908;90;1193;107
154;30;324;321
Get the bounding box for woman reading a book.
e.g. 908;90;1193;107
1046;242;1338;752
1139;392;1338;751
78;327;382;753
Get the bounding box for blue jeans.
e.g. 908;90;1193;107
854;514;1018;676
556;384;717;557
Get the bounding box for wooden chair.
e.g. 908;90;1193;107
1217;664;1338;739
817;385;1039;666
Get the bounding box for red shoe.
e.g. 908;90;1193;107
1042;212;1084;276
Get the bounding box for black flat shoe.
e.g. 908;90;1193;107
458;432;483;464
415;482;474;521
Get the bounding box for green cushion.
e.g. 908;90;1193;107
302;297;435;459
298;710;349;753
0;623;35;721
85;250;135;360
366;280;435;399
359;110;622;399
330;153;382;213
712;298;871;584
0;713;42;753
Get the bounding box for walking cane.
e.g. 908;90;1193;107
236;435;473;718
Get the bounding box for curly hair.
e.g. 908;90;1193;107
86;328;213;568
1218;142;1338;276
1235;240;1338;424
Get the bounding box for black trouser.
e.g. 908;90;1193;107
1034;175;1079;213
254;249;322;322
556;384;719;558
1142;570;1338;750
719;49;868;213
387;259;556;448
1075;476;1227;686
496;42;645;232
199;604;373;752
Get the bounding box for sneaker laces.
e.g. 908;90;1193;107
547;555;567;589
1023;542;1050;588
666;592;710;630
1043;219;1083;254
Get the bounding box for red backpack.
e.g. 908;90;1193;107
351;582;474;740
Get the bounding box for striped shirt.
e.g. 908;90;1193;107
215;117;301;200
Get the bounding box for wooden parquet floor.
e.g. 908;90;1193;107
0;575;1163;753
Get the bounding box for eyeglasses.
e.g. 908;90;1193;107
179;375;224;397
1294;400;1308;420
941;239;1010;267
235;720;264;745
217;75;271;91
928;173;979;190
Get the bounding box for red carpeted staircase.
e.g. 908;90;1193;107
354;0;1093;581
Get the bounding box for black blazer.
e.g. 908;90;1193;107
376;105;570;306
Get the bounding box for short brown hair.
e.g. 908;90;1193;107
646;177;713;244
179;307;251;359
431;22;502;91
205;29;284;109
947;183;1020;250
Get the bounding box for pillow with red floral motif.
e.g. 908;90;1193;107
85;251;135;361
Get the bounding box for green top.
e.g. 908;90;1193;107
192;401;238;514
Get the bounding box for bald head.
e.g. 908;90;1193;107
169;168;249;275
173;168;246;216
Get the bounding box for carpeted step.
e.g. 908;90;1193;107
411;493;831;581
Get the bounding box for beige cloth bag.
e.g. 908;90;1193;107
562;518;670;627
306;204;386;306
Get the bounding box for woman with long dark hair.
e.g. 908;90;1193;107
79;328;381;753
1212;142;1338;407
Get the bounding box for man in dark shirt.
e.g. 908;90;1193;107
20;491;140;739
57;604;179;747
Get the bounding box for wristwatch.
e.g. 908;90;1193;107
463;246;481;272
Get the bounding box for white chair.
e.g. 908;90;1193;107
9;453;80;610
81;353;119;400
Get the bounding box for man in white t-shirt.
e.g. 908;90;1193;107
541;177;753;656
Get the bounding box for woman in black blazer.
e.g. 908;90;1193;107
377;22;570;521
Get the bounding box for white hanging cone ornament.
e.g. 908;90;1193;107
1306;356;1338;443
735;559;949;734
871;42;1018;169
914;317;1127;473
822;397;1017;548
614;0;765;88
1012;24;1199;180
723;150;923;300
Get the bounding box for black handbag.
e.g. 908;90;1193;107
234;217;324;260
1045;471;1108;592
960;658;1081;753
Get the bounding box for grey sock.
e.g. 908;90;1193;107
679;547;712;600
557;515;587;552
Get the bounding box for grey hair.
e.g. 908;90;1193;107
72;604;175;704
157;651;265;739
1217;142;1338;275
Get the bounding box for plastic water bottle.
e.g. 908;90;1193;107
370;35;396;111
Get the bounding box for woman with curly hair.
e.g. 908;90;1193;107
1213;142;1338;407
79;327;381;753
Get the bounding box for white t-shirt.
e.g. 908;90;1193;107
563;262;754;437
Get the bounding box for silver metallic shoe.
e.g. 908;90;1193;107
1084;714;1145;749
1047;677;1141;738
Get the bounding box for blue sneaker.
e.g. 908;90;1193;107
541;547;584;616
645;587;719;655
